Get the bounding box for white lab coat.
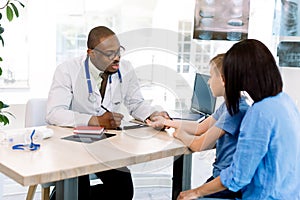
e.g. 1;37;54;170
46;55;156;127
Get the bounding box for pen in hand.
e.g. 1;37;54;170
101;105;123;130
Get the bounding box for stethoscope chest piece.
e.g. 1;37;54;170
88;93;97;103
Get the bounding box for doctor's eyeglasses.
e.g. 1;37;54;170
93;46;125;60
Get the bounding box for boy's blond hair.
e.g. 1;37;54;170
210;53;225;73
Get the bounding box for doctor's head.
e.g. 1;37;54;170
87;26;124;73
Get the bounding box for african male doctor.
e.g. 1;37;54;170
46;26;170;200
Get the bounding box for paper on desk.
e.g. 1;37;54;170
35;127;54;139
129;119;148;125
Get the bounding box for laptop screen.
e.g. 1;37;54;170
190;73;216;115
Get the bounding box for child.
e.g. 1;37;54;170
147;53;250;199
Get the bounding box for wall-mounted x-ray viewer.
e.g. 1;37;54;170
277;41;300;68
193;0;250;41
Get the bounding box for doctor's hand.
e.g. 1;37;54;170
89;112;124;129
149;111;171;121
147;111;172;130
146;116;167;129
98;112;124;129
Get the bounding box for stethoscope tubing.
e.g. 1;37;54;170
84;55;122;103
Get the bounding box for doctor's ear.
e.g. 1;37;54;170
87;49;97;58
87;49;93;54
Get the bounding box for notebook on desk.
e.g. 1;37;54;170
170;73;216;122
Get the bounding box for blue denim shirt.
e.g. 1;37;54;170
220;92;300;199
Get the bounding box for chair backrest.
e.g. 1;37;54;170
25;98;48;127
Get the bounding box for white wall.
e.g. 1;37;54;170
248;0;300;110
281;68;300;108
1;0;299;111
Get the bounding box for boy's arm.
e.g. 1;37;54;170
174;125;225;152
148;115;216;136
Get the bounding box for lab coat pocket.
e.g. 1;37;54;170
111;92;122;111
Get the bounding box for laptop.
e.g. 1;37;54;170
171;73;216;122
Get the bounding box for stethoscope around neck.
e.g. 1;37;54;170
84;55;122;103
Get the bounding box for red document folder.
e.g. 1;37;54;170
73;126;104;135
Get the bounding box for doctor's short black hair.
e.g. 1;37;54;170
87;26;115;49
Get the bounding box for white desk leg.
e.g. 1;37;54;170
56;177;78;200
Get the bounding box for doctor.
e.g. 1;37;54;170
46;26;169;128
46;26;170;199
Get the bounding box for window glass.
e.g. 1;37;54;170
0;4;28;88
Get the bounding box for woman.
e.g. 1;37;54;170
177;39;300;199
148;53;249;199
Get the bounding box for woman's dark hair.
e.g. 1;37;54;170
223;39;283;115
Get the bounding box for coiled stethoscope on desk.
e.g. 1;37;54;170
12;129;40;151
84;55;122;103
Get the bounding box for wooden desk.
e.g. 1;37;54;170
0;126;191;200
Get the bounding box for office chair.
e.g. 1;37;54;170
25;98;101;200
